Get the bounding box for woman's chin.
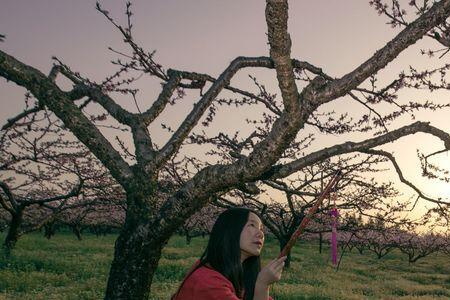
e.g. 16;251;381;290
242;248;261;260
250;248;261;256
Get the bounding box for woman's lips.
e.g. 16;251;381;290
254;241;263;247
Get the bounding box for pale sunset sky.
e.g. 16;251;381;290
1;1;449;224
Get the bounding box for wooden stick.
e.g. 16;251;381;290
278;170;342;258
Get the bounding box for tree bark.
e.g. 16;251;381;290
104;218;167;300
72;225;83;241
44;222;56;239
185;230;192;245
3;210;23;254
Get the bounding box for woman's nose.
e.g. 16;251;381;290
256;229;264;239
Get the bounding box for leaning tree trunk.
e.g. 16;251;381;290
186;233;192;245
3;210;23;255
104;181;175;300
104;216;168;300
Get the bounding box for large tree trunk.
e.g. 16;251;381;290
104;218;168;300
3;210;23;254
104;184;174;300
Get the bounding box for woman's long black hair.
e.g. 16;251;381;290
173;208;262;300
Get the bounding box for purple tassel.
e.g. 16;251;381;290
330;206;338;265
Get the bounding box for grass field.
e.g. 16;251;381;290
0;232;449;299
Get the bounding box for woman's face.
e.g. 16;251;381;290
239;212;265;262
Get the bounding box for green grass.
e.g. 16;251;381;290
0;233;449;299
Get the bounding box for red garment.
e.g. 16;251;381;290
173;265;273;300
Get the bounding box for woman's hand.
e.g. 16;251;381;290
256;256;287;286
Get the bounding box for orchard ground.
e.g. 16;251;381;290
0;232;448;300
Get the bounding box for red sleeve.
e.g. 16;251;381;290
194;271;240;300
195;272;275;300
175;266;240;300
175;265;274;300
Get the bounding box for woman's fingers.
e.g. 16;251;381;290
266;257;287;272
275;261;285;271
257;256;287;285
274;256;287;267
266;257;281;268
266;256;286;270
274;257;286;274
268;256;286;273
266;259;276;267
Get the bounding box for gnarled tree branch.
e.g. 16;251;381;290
0;50;133;185
317;0;450;104
273;121;450;180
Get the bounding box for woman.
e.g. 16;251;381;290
172;207;286;300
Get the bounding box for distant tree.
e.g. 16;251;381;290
180;205;219;244
360;227;400;259
396;231;446;263
0;105;122;252
56;194;125;240
442;234;450;257
1;1;450;298
0;108;84;253
41;186;125;239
